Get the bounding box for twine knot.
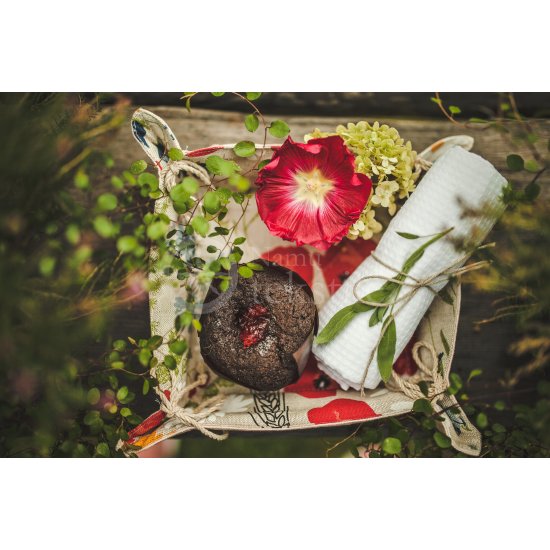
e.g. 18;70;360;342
387;341;447;401
157;372;228;441
159;157;212;193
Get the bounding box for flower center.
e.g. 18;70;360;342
293;168;334;207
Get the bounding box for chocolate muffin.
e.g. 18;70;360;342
199;259;318;391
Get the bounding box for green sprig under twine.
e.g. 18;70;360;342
315;228;491;389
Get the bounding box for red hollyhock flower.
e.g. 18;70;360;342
255;136;372;251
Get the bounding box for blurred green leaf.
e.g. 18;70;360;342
246;92;262;101
117;235;138;253
382;437;401;455
234;141;256;158
97;193;118;211
433;432;452;449
168;148;184;161
130;160;147;174
506;154;524;171
269;120;290;138
245;113;259;132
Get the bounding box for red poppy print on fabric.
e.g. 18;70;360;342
261;245;314;287
284;355;337;398
317;238;377;294
307;398;380;425
393;335;419;377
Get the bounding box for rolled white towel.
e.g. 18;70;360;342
312;146;507;390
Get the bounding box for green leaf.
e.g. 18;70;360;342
203;191;221;214
229;173;250;192
117;386;129;401
130;160;147;174
469;117;488;124
234;140;256;158
246;262;263;271
440;330;450;355
524;159;540;173
117;235;138;253
138;348;152;367
525;181;541;201
147;221;168;240
205;156;239;177
449;105;461;115
97;193;118;211
245;113;259;132
84;411;100;427
216;187;232;204
246;92;262;101
169;340;188;355
430;97;442;106
234;237;246;245
449;373;463;395
258;159;271;170
269;120;290;138
238;265;254;278
164;355;177;370
111;175;124;189
418;380;431;397
494;400;506;411
476;412;489;429
96;443;110;457
74;170;90;189
65;224;81;245
467;368;483;383
402;227;453;274
147;335;163;350
137;172;159;189
113;339;126;352
437;286;454;305
179;311;194;328
94;215;116;238
382;437;402;455
170;183;190;204
120;407;132;417
377;318;397;382
433;431;452;449
111;361;124;370
315;304;364;345
191;215;209;237
506;154;524;171
219;279;230;292
192;319;202;332
207;245;218;253
87;388;100;405
220;257;231;271
397;232;420;239
39;256;56;277
142;379;150;395
168;148;184;161
412;398;433;415
211;92;225;97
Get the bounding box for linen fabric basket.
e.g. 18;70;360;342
117;108;481;456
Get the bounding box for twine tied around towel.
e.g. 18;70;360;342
159;158;212;193
386;340;447;401
351;246;493;393
157;372;228;441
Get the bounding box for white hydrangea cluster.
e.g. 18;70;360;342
305;121;419;240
